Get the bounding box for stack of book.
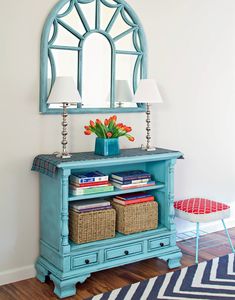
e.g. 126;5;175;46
70;199;112;213
69;171;114;196
110;170;155;190
113;192;154;206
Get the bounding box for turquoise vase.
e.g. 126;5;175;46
95;138;120;156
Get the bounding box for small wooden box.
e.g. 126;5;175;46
69;208;116;244
112;201;158;235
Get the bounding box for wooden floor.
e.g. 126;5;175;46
1;227;235;300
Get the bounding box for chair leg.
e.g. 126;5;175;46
221;219;235;253
196;222;200;264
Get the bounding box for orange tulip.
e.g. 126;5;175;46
90;120;95;128
128;136;135;142
84;130;91;135
84;116;133;142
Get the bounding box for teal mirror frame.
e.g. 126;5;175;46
40;0;148;114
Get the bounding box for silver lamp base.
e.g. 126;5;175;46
56;103;72;159
141;144;157;152
140;103;157;152
56;152;72;159
118;102;124;108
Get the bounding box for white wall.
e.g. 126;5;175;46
134;0;235;232
1;0;235;284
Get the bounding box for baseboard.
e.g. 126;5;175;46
176;215;235;237
200;217;234;234
0;265;35;286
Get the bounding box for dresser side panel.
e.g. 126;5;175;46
40;173;62;251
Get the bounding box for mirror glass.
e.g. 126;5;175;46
82;33;111;108
78;1;96;30
42;0;147;113
116;54;138;108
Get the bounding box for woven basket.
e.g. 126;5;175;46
69;208;116;244
112;201;158;235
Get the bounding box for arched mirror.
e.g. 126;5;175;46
40;0;147;114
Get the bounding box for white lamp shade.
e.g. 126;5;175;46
47;76;82;104
133;79;163;104
115;80;133;103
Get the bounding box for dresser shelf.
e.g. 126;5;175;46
35;148;183;298
68;181;165;201
70;224;166;251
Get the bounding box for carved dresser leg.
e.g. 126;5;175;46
35;261;49;283
168;258;181;269
50;274;91;298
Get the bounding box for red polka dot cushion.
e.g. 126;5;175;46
174;198;230;223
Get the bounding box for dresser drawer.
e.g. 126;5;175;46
105;243;143;261
71;252;98;269
148;237;170;251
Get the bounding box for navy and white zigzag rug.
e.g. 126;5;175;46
87;253;235;300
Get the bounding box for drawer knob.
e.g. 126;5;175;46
124;250;129;255
85;259;90;264
160;242;164;247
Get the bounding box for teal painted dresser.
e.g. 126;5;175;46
33;148;183;298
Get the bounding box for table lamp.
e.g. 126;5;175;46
133;79;163;151
115;80;133;108
47;76;82;158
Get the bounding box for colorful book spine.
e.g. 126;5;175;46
111;174;151;181
70;174;109;184
70;180;109;187
71;205;112;213
111;170;151;181
111;181;155;190
111;178;150;185
70;185;114;196
70;183;111;190
113;197;154;205
70;199;110;208
70;201;111;210
115;193;152;201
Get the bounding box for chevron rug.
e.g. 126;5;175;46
87;253;235;300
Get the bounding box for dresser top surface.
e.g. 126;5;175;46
38;147;182;164
32;147;183;177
